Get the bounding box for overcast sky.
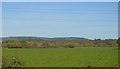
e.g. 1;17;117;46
2;2;118;39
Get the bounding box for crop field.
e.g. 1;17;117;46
2;47;118;67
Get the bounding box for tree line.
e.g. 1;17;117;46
2;39;118;48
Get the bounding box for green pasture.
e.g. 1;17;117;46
2;47;118;67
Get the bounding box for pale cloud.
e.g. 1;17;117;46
1;0;120;2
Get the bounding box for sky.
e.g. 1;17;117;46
0;2;2;37
2;2;118;39
1;0;120;2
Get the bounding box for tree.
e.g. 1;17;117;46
117;38;120;48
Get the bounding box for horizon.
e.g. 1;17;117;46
1;36;118;40
2;2;118;39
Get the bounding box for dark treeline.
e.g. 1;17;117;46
2;39;118;48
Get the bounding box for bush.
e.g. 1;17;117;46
64;44;75;48
2;56;25;68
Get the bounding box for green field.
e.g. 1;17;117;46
0;47;2;68
2;47;118;67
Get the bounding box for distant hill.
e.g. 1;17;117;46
2;36;90;41
2;36;118;48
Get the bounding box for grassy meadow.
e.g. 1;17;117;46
2;47;118;67
0;47;2;68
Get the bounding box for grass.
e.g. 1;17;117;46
2;47;118;67
0;47;2;68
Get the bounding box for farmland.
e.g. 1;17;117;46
2;47;118;67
